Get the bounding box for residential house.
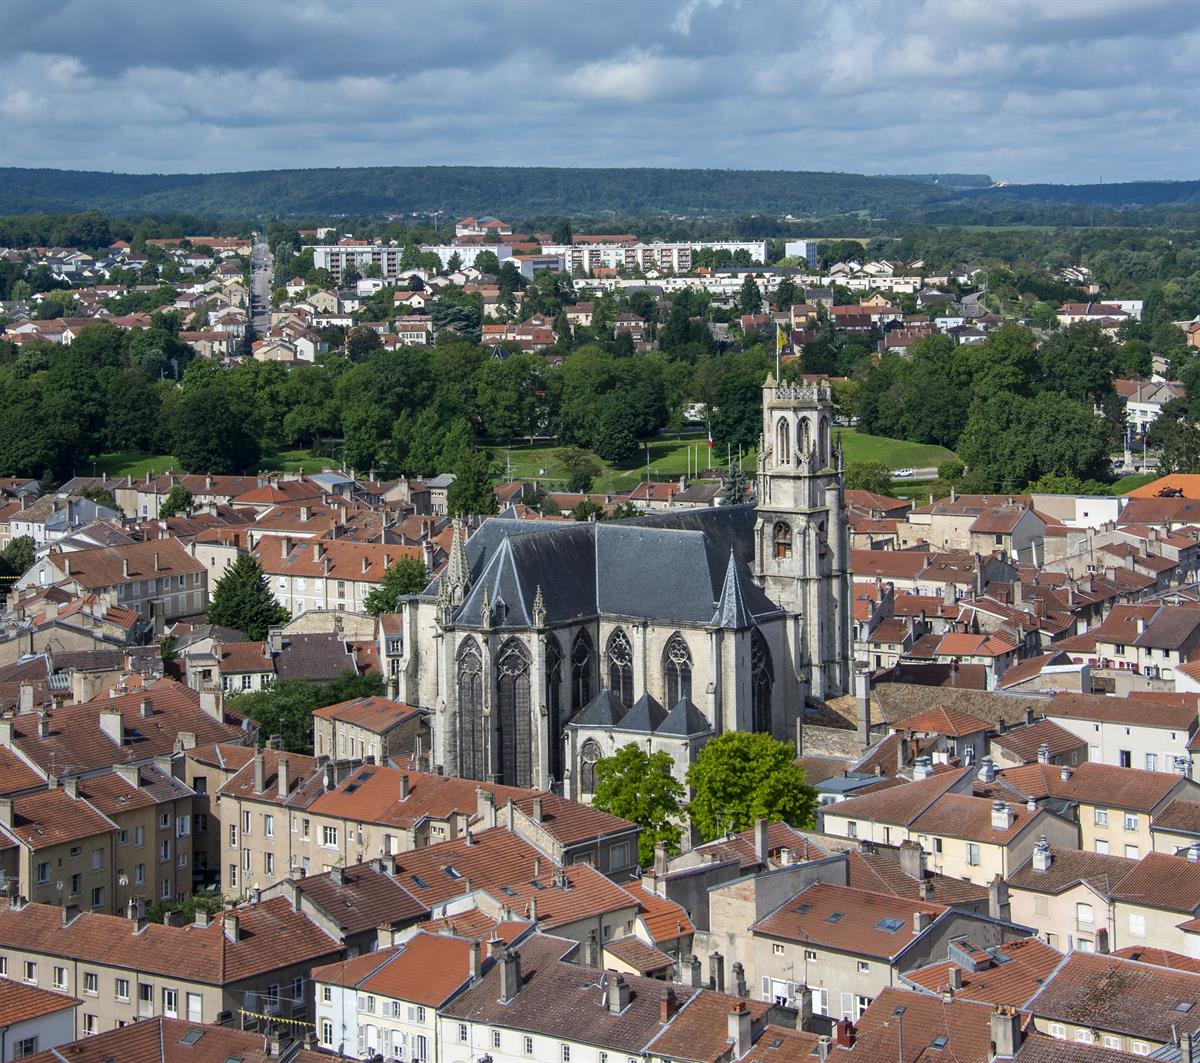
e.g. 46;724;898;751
1109;850;1200;954
0;896;343;1038
1007;843;1137;953
19;540;207;630
312;695;428;764
0;980;78;1061
1025;950;1197;1055
1041;691;1197;773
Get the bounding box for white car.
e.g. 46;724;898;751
893;468;915;478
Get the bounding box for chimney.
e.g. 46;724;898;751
153;552;161;572
988;875;1010;921
62;556;71;577
947;966;963;992
469;940;482;981
990;1005;1022;1059
64;777;78;799
532;795;543;823
816;1037;831;1062
897;839;924;881
0;797;13;827
36;711;50;738
0;720;11;747
918;879;933;902
499;949;521;1002
913;755;933;780
99;708;124;745
1031;836;1052;872
224;913;240;943
728;1002;752;1058
754;818;770;867
991;801;1014;831
476;787;497;828
18;682;33;714
854;666;872;749
1060;765;1071;782
285;879;301;912
277;756;290;798
660;988;678;1023
977;755;996;784
1188;843;1200;864
833;1020;854;1048
330;865;346;886
709;951;725;993
253;751;266;793
400;773;410;800
61;903;81;927
913;911;932;934
583;929;599;968
1037;743;1050;765
324;763;335;790
607;972;631;1015
200;685;223;720
312;542;322;562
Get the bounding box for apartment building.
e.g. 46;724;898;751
0;678;243;779
1007;843;1137;953
312;695;427;764
1042;691;1197;773
0;980;78;1061
998;761;1200;859
1025;951;1195;1055
311;244;512;282
22;540;207;629
221;758;639;898
1109;850;1200;954
254;538;425;616
540;241;768;274
180;742;255;890
0;896;343;1038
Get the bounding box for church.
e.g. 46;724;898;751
390;375;854;799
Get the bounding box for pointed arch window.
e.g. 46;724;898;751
775;418;790;466
818;416;830;466
606;628;634;707
751;628;774;733
545;635;564;787
579;739;602;795
456;637;485;781
496;638;532;788
773;521;792;560
797;418;812;459
664;633;692;706
571;630;593;714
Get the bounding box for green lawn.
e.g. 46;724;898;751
487;428;956;493
92;448;325;479
1109;472;1158;495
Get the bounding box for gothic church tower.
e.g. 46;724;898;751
753;375;853;701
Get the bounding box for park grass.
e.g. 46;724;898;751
92;448;324;479
1109;472;1159;495
486;428;957;493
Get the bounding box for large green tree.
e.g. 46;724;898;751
591;744;684;865
228;670;384;753
363;556;430;615
686;731;818;842
205;553;290;640
170;384;262;474
159;484;194;518
446;448;498;516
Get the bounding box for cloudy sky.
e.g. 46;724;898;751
1;0;1197;184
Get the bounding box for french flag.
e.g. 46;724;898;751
707;426;713;449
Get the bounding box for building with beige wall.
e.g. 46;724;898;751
312;696;427;764
0;896;343;1039
1007;843;1137;953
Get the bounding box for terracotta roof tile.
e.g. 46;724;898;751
313;930;473;1006
604;935;675;975
1026;951;1200;1043
999;761;1185;812
1111;851;1200;912
820;768;972;828
751;882;945;959
1007;845;1137;896
990;718;1084;762
625;882;695;943
845;850;988;907
839;986;993;1062
692;822;827;872
49;538;204;589
290;862;427;935
904;936;1062;1007
0;896;340;985
311;695;423;732
893;706;991;737
1112;945;1200;973
0;978;79;1025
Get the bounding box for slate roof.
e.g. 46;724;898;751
429;507;778;629
657;697;712;737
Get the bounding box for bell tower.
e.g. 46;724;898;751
753;374;853;701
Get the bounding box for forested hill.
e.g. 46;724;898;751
0;166;949;218
0;164;1194;219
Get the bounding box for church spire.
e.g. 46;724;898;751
446;517;471;605
713;549;755;630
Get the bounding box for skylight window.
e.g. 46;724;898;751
825;912;844;923
794;903;812;914
179;1031;204;1046
1175;1001;1195;1013
410;874;429;889
931;1035;949;1049
444;866;462;880
875;918;904;933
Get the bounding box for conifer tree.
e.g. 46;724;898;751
205;553;290;640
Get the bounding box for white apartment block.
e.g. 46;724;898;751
311;244;513;282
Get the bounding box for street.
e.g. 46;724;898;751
249;232;273;340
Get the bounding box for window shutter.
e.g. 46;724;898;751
840;993;855;1021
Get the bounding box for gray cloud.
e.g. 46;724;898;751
0;0;1196;183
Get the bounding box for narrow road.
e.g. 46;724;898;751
248;232;273;341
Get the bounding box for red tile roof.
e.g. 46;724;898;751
904;936;1062;1007
0;978;79;1025
313;930;474;1006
